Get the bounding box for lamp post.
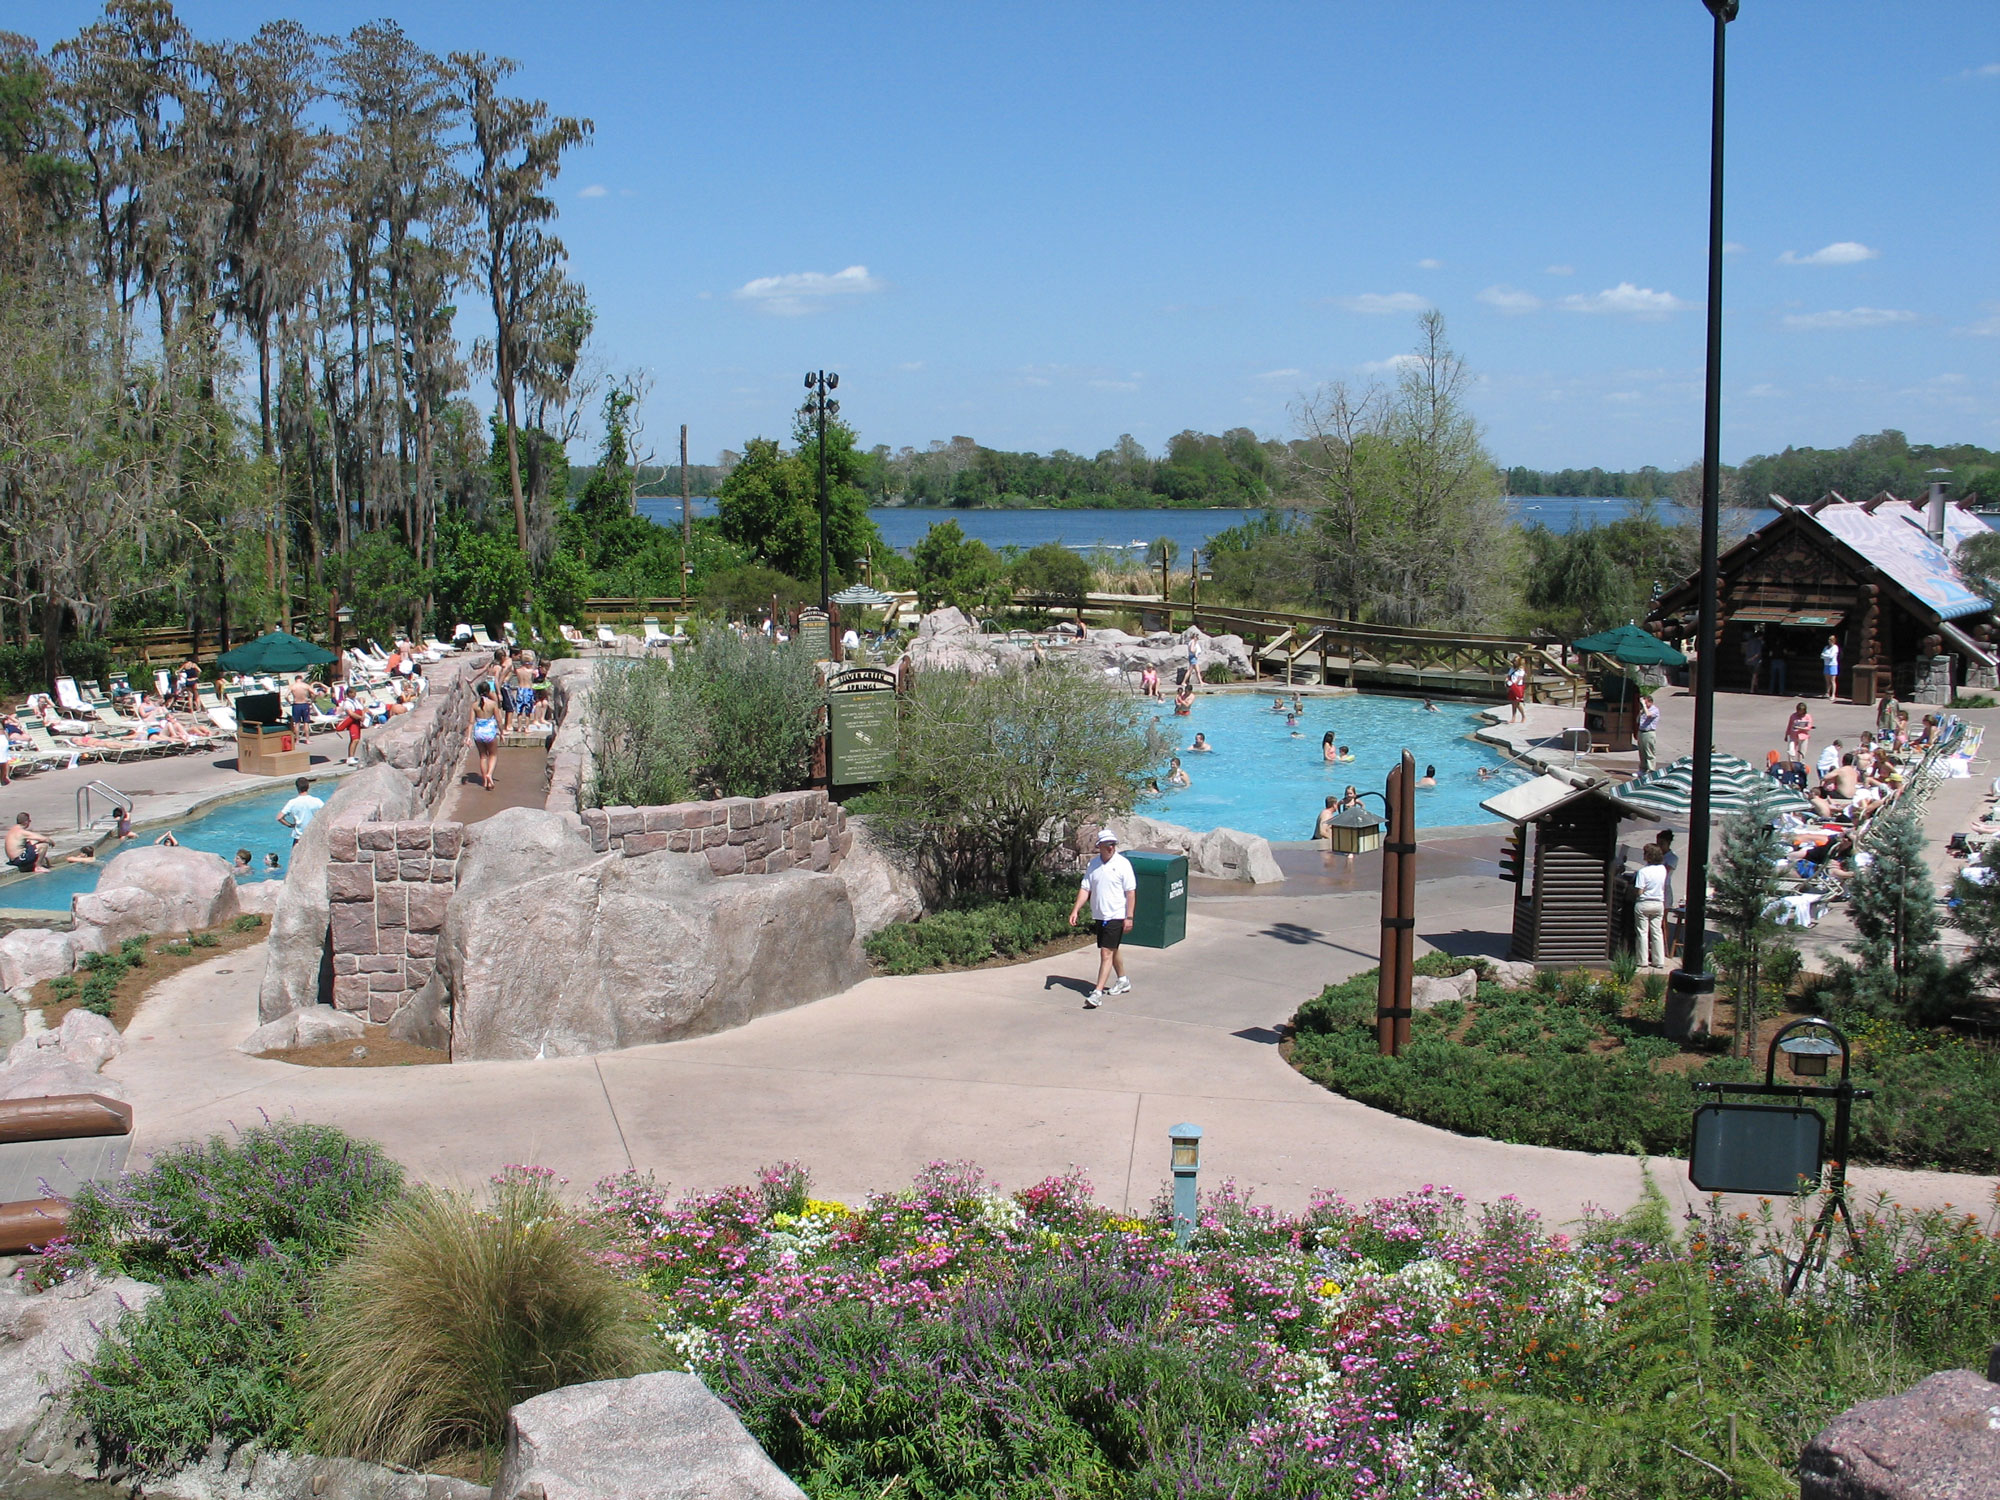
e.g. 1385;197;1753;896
804;370;839;611
1169;1122;1202;1247
331;597;352;684
1667;0;1738;1041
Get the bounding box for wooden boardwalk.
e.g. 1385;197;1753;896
1023;594;1587;703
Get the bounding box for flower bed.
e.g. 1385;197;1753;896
1288;967;2000;1173
38;1127;2000;1499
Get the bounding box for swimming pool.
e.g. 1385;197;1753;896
0;787;296;911
1141;693;1528;843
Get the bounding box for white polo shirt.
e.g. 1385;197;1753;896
1080;853;1137;921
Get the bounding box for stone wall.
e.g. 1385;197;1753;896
326;818;462;1021
357;660;482;814
542;657;594;814
582;789;851;877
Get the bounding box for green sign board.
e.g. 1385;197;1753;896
830;690;897;785
797;609;832;662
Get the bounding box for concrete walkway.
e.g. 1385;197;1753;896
105;862;1993;1225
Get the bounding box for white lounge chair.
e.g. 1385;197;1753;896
471;626;498;650
641;617;669;648
595;623;617;645
560;624;586;647
205;704;239;739
54;677;93;717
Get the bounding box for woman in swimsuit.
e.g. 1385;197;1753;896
468;680;504;791
1322;731;1338;763
1173;683;1194;716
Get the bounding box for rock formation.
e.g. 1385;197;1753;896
72;846;241;953
442;808;869;1060
257;764;422;1024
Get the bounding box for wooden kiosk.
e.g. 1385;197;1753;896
1484;775;1651;966
233;691;309;777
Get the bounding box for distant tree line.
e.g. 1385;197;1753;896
1733;430;1999;509
1504;466;1678;499
856;428;1285;510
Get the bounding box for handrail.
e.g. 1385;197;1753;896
76;779;132;833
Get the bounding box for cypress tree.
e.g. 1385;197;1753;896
1840;806;1955;1024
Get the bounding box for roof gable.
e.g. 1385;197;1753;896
1808;500;1990;620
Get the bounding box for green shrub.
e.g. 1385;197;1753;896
303;1167;656;1469
45;974;75;1002
53;1121;404;1282
721;1265;1301;1496
1411;952;1492;980
1289;968;2000;1170
228;913;265;934
865;895;1076;975
189;930;221;949
1609;949;1639;989
66;1258;309;1472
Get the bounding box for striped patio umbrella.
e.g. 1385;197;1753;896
830;583;896;607
1609;751;1813;821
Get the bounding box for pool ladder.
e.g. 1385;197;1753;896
76;780;132;833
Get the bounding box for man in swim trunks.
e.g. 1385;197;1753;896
288;675;316;739
4;813;50;873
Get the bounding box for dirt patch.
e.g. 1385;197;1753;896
29;918;272;1033
260;1022;448;1068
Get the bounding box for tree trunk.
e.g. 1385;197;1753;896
40;598;65;699
501;371;529;558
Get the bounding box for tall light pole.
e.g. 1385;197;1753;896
804;370;839;611
1668;0;1738;1040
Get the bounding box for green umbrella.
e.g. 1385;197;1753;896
215;630;339;674
1570;623;1687;667
1610;751;1812;820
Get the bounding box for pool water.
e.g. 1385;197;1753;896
0;787;297;911
1142;694;1529;843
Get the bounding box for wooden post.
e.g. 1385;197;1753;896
1394;748;1417;1054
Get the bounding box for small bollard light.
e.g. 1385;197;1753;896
1780;1034;1839;1078
1169;1122;1203;1247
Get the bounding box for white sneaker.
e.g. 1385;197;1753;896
1084;989;1104;1008
1110;977;1132;994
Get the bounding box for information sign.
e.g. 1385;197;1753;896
797;608;831;661
828;665;899;785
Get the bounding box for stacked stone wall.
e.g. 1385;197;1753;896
582;789;850;877
326;819;462;1020
358;661;482;813
542;658;594;814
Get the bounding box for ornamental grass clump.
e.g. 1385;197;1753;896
302;1166;657;1469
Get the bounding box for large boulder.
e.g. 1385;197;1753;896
258;765;422;1024
1192;827;1284;885
490;1370;806;1500
1103;815;1283;884
0;1272;159;1476
0;1059;125;1101
838;817;923;938
232;879;283;918
77;846;239;947
0;929;74;991
1800;1367;2000;1500
56;1007;121;1070
917;606;975;638
444;809;868;1060
237;1004;366;1055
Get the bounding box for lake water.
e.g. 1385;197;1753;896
637;496;1776;560
1141;693;1529;842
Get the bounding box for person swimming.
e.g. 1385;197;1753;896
1270;696;1287;713
1337;744;1354;762
1417;764;1437;788
1420;697;1439;713
1167;756;1190;788
1189;733;1212;753
1322;731;1338;762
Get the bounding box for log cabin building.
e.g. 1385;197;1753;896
1650;491;1997;703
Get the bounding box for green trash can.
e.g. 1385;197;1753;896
1123;851;1189;949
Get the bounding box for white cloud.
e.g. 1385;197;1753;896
1744;383;1787;399
1477;285;1542;314
1543;264;1574;277
1559;283;1693;318
896;360;925;372
1333;292;1429;315
1782;306;1919;330
577;183;608;199
1723;242;1747;255
733;264;884;316
1959;306;2000;336
1255;368;1305;381
1416;258;1443;270
1777;241;1879;266
1089;378;1140;393
1959;62;2000;79
1361;354;1423;375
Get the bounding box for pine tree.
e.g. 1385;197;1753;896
1708;792;1795;1057
1841;806;1956;1024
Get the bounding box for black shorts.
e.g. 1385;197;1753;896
1094;919;1125;950
8;849;37;873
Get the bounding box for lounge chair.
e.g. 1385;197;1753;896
54;677;93;717
595;623;617;645
560;625;586;647
422;636;454;657
205;704;239;739
471;626;498;650
22;721;90;768
641;617;669;648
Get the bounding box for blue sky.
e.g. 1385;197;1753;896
29;1;2000;471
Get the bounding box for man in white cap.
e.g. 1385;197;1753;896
1067;828;1138;1007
